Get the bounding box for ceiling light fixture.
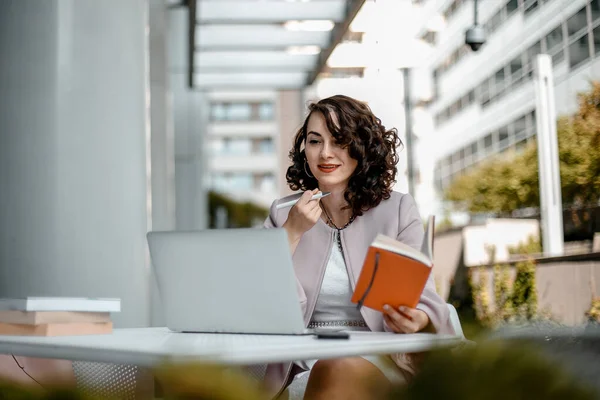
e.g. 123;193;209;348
286;45;321;55
284;20;335;32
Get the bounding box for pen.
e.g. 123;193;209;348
275;192;331;209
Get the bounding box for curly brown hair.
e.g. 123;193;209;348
286;95;402;217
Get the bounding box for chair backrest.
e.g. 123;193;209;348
72;361;153;399
447;303;466;339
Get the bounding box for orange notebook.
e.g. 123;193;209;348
351;216;435;312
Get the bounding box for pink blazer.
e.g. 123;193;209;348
262;191;454;398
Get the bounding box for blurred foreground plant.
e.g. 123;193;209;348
0;363;267;400
2;348;596;400
389;341;597;400
0;381;91;400
153;363;267;400
587;297;600;323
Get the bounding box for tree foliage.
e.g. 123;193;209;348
208;191;269;228
445;82;600;213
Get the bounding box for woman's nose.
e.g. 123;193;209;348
320;143;333;158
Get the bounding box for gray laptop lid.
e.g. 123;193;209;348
147;228;306;334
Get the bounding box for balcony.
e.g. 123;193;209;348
209;154;278;173
208;120;278;138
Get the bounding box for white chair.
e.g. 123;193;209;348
72;361;153;400
447;303;466;339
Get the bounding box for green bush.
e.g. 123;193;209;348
389;341;597;400
469;237;542;328
587;297;600;322
208;191;269;229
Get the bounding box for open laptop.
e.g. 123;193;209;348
146;228;307;335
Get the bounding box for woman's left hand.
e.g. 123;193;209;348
382;305;430;333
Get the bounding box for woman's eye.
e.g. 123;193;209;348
308;139;320;144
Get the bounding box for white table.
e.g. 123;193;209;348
0;327;463;366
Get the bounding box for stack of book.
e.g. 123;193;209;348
0;297;120;336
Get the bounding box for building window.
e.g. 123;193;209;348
420;31;437;45
470;143;478;158
569;34;591;69
211;104;227;121
440;111;536;187
509;56;524;88
443;0;466;22
484;134;493;150
552;47;565;65
594;25;600;55
209;138;225;155
514;116;527;142
256;173;276;192
211;173;254;191
468;89;475;103
435;16;576;127
222;138;252;156
592;0;600;24
545;25;565;64
510;56;523;78
524;0;539;17
494;67;506;88
515;139;528;152
486;9;504;33
506;0;518;14
567;7;587;38
527;110;537;136
480;79;491;106
524;40;542;71
210;102;274;122
253;138;274;154
257;103;274;121
498;127;510;149
545;25;564;51
227;104;252;121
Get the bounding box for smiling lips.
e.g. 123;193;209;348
317;164;340;173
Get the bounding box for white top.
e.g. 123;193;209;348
310;241;367;329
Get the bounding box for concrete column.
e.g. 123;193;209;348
150;0;176;233
172;85;209;230
277;90;304;197
534;55;564;256
168;8;208;231
148;0;175;327
0;0;151;328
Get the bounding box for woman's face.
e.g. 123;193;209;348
304;111;358;191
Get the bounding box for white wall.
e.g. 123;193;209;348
463;219;540;266
0;0;151;327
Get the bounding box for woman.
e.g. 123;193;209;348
263;95;454;400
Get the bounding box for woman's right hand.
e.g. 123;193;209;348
283;189;322;253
